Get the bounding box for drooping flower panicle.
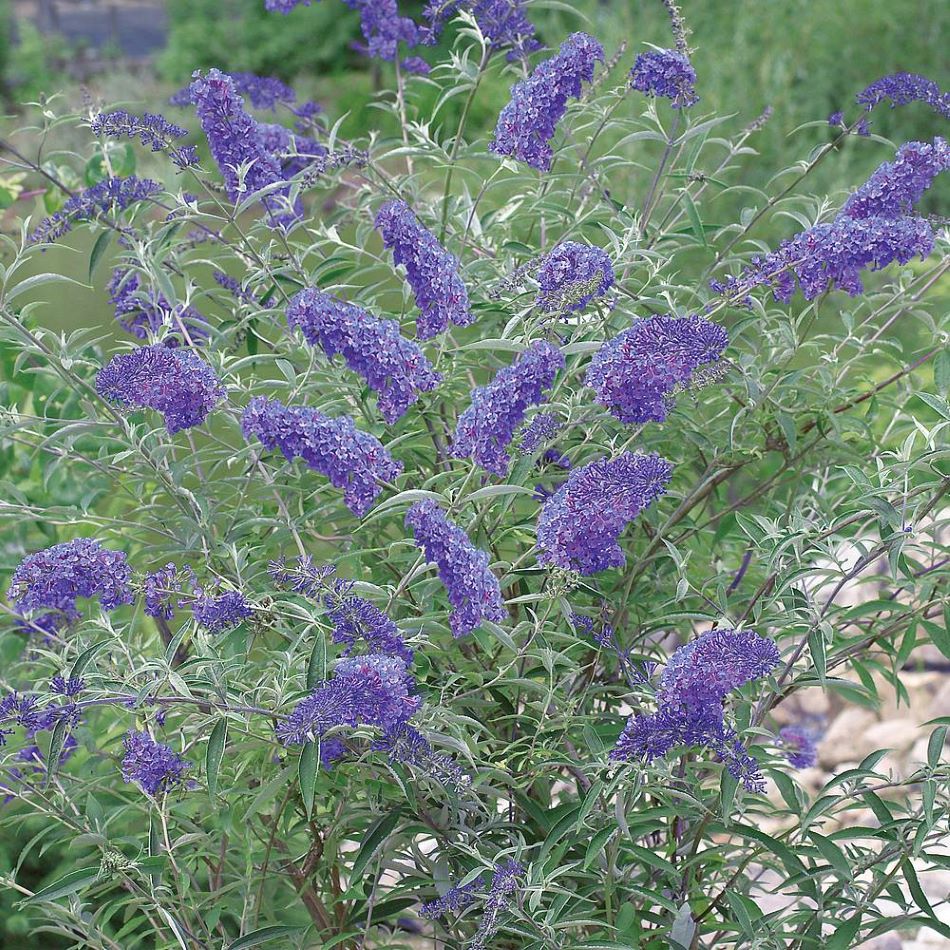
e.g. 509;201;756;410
286;288;442;423
840;137;949;220
405;501;506;636
90;110;198;169
422;859;525;949
856;72;949;120
375;200;474;339
452;341;564;475
536;241;615;314
714;138;948;304
241;397;402;516
193;590;253;633
629;48;698;108
491;32;605;171
8;539;133;631
30;176;161;244
121;730;191;795
276;654;420;746
612;628;780;790
586;314;728;424
424;0;540;60
537;452;672;574
95;345;225;434
189;69;294;223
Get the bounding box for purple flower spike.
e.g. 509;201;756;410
95;345;225;435
424;0;540;60
856;72;950;120
193;590;253;633
713;138;947;305
121;730;191;795
375;200;474;339
629;48;698;109
841;137;949;220
536;242;615;314
612;628;780;791
276;654;420;746
241;396;402;516
8;539;133;632
537;452;672;575
189;69;295;223
405;501;506;636
345;0;423;62
30;176;161;244
586;315;727;424
491;32;605;171
90;110;197;169
452;341;564;476
286;288;442;423
779;724;819;769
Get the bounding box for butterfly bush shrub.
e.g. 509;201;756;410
0;3;948;947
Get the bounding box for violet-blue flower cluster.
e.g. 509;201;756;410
108;267;209;346
856;72;949;120
629;49;698;108
840;137;949;220
778;724;819;769
375;200;474;339
422;859;524;949
270;556;414;663
345;0;422;62
537;452;672;575
536;242;615;314
612;628;780;791
519;411;560;453
90;110;198;169
95;345;225;435
241;396;402;516
276;654;420;745
713;137;948;304
586;314;728;424
121;730;191;795
372;721;469;787
30;176;161;243
189;69;294;223
144;563;183;620
286;288;442;423
8;539;133;632
491;32;605;171
193;590;253;633
405;501;505;636
424;0;540;60
453;341;564;476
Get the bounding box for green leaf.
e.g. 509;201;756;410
583;825;617;869
5;272;92;304
825;916;861;950
350;809;401;882
44;717;71;789
682;194;707;246
934;350;950;395
24;867;100;904
69;640;110;680
927;726;947;769
88;229;112;281
298;741;318;819
225;926;303;950
307;634;327;689
206;718;228;800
